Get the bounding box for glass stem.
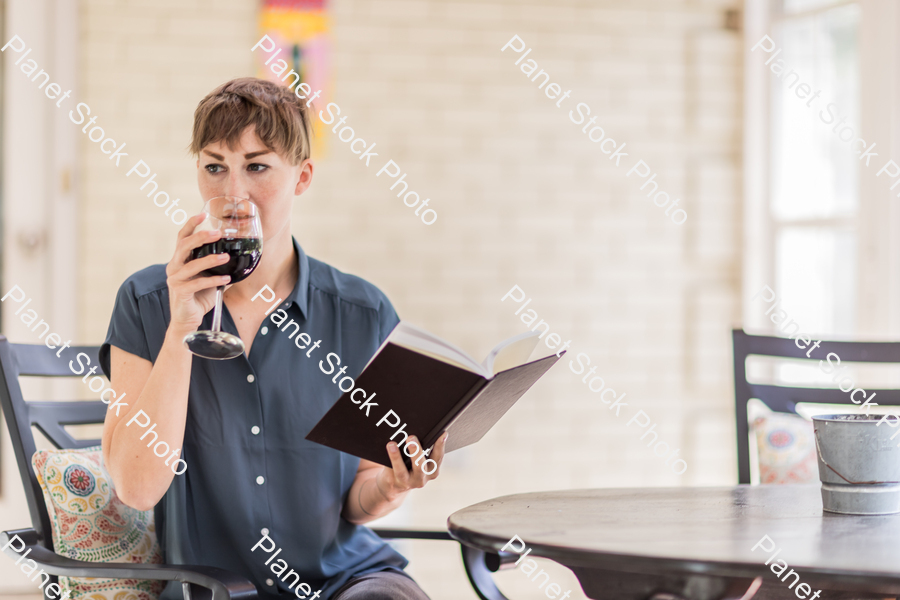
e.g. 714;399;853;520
211;286;225;332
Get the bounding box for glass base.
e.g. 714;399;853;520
183;330;245;360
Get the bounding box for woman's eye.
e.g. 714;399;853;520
205;164;224;174
248;163;268;172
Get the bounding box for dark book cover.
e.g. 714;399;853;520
305;342;562;468
438;353;561;452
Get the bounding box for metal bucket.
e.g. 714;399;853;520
812;414;900;515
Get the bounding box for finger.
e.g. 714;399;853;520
171;252;231;282
430;432;449;464
171;213;210;258
172;228;223;268
176;274;231;297
168;230;223;277
404;436;429;488
176;213;207;242
385;441;410;489
424;432;448;480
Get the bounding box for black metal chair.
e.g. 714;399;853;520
732;328;900;484
0;336;510;600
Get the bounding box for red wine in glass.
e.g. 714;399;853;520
182;197;263;360
190;237;262;284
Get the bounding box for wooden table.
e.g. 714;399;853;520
447;485;900;600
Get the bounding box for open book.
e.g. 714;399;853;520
306;322;563;467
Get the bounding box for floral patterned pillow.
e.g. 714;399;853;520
751;408;818;484
32;446;164;600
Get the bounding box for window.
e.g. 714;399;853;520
745;0;900;389
769;0;860;338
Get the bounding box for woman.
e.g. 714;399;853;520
100;77;445;600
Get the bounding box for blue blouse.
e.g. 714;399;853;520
99;238;406;600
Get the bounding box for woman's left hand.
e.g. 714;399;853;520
376;432;448;501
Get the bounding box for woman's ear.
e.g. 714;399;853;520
294;159;314;196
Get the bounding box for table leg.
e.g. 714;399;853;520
569;566;763;600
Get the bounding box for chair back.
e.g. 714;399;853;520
732;329;900;484
0;335;106;548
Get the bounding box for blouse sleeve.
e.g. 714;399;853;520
99;275;154;379
377;292;401;345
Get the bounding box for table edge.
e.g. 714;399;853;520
446;514;900;593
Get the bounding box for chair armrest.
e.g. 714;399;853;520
369;528;510;600
370;528;452;541
1;529;257;600
460;545;511;600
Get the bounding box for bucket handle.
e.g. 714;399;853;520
813;427;900;485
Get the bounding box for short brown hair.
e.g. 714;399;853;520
190;77;312;165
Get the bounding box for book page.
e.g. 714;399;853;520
386;322;489;376
483;330;541;375
380;322;548;378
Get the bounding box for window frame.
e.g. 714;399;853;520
743;0;900;339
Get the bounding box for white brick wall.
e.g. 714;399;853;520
72;0;741;598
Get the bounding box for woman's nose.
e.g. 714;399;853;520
223;171;249;199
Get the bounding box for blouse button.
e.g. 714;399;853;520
251;426;260;435
256;476;265;485
247;374;255;383
261;528;269;536
261;326;269;335
265;579;274;587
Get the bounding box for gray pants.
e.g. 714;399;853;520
331;571;431;600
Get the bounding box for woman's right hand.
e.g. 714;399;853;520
165;213;232;334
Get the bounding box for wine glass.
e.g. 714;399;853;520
182;196;263;360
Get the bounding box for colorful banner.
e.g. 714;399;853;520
257;0;331;157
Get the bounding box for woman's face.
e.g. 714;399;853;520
196;125;312;243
